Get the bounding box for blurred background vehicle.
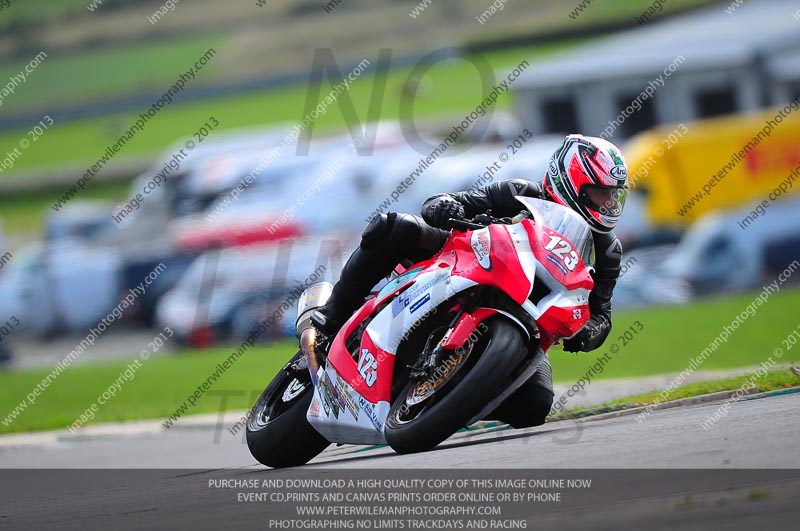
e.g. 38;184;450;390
665;195;800;294
156;238;349;347
0;241;120;336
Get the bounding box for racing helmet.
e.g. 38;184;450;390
543;134;629;233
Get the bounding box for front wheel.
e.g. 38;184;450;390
246;351;329;468
384;317;527;454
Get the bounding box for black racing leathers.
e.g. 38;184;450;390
421;179;622;352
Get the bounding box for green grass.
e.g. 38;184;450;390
0;0;88;27
1;286;799;435
0;344;292;435
0;41;581;176
563;0;711;24
596;369;800;409
548;287;800;379
0;34;225;111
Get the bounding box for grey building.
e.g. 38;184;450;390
512;0;800;139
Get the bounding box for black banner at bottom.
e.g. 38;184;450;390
2;469;799;530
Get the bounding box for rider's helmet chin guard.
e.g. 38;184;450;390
543;134;629;234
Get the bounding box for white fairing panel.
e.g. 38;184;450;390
504;223;537;299
307;364;390;445
368;267;476;355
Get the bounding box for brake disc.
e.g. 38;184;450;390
406;347;470;406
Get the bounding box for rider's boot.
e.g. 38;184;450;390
311;247;386;337
310;284;362;337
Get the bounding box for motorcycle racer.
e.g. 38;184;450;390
311;134;629;428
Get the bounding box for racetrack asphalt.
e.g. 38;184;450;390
1;393;798;530
1;391;798;469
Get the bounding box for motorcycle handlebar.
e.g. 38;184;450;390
447;218;486;231
447;210;530;232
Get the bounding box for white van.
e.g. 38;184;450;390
665;195;800;293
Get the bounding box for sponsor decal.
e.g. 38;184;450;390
309;398;321;418
282;378;305;403
605;238;623;260
405;270;448;302
609;147;625;167
318;372;340;418
409;293;431;314
546;254;569;276
334;386;348;414
391;270;448;316
357;349;378;387
572;308;582;321
335;375;361;420
317;387;331;417
610;165;627;181
471;228;492;270
357;396;383;433
391;293;412;317
548;159;559;176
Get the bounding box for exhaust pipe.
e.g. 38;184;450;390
295;282;333;384
299;327;321;385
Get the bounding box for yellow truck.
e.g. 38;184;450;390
624;106;800;226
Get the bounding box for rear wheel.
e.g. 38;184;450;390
384;317;527;454
246;351;329;468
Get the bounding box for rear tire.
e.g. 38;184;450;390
246;351;329;468
384;318;527;454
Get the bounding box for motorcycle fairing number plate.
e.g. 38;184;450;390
357;349;378;387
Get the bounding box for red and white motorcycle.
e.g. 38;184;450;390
246;197;594;467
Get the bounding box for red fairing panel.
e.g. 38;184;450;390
441;308;498;351
537;305;590;351
326;297;394;404
447;224;534;304
522;221;594;292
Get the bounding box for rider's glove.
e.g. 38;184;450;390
562;316;610;353
431;198;466;229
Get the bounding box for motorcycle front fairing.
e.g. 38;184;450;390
439;198;594;353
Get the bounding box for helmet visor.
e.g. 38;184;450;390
580;185;627;217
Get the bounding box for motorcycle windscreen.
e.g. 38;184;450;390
514;196;595;270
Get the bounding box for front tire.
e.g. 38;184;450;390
246;351;329;468
384;318;527;454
